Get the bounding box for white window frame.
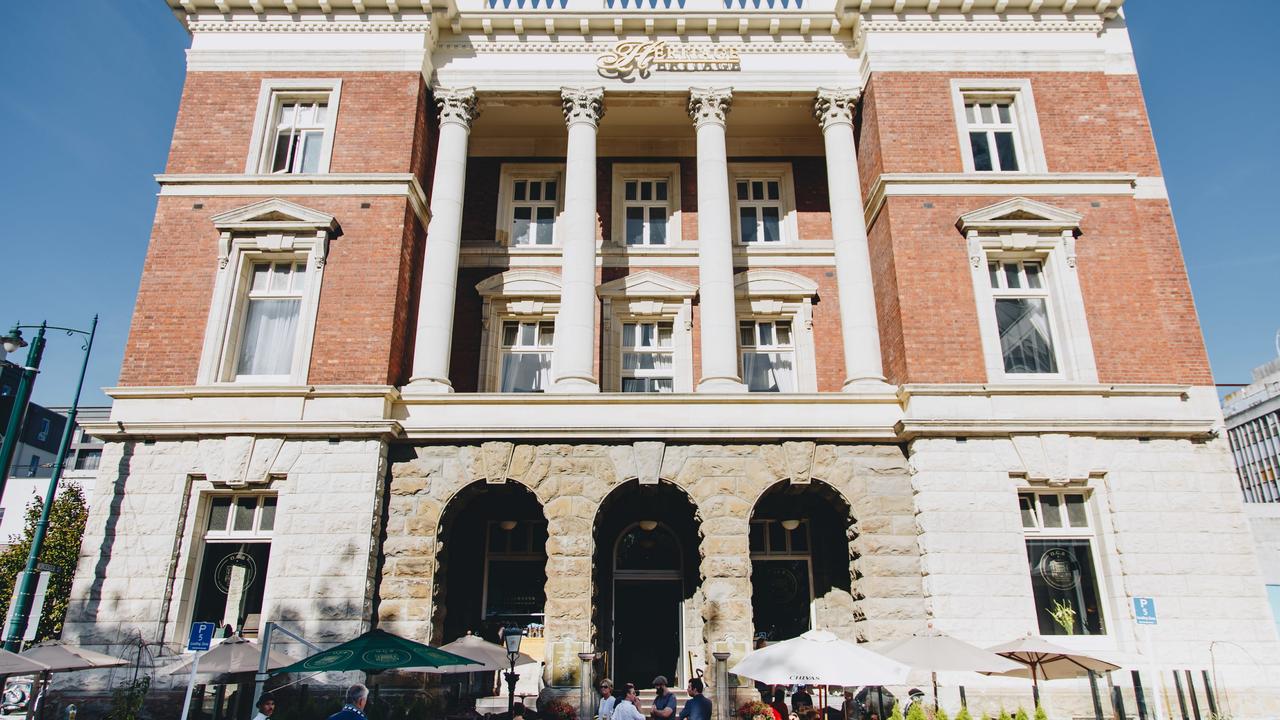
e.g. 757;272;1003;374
245;79;342;175
188;491;278;639
739;319;799;393
733;270;819;393
961;198;1098;384
197;199;335;386
610;163;683;249
476;270;563;392
1018;486;1110;638
497;319;556;393
728;163;799;246
495;164;566;248
951;79;1047;174
985;257;1061;378
598;271;697;393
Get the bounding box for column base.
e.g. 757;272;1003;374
401;377;455;396
841;376;895;393
697;376;748;393
549;376;600;393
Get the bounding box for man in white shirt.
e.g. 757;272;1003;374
598;679;618;720
612;683;646;720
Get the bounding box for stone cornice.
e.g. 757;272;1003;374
863;172;1141;227
156;173;431;227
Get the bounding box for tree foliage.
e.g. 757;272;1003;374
0;482;90;641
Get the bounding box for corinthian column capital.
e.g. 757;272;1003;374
814;87;861;130
561;86;606;128
435;86;479;129
688;87;733;127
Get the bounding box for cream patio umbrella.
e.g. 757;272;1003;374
875;632;1023;709
407;632;535;673
730;630;910;687
163;635;297;676
0;647;49;676
21;641;129;672
985;634;1121;707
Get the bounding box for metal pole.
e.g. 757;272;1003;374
1200;671;1218;718
1172;671;1188;720
254;621;276;709
1132;670;1149;720
1183;671;1200;720
2;317;95;651
1087;671;1104;720
180;652;203;720
0;323;46;502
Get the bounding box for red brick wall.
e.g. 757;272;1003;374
857;72;1165;185
120;195;416;387
870;195;1212;385
166;71;425;175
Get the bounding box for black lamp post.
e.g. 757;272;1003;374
502;626;525;716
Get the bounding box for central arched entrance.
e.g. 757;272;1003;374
594;481;701;687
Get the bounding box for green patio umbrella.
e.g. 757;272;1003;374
272;628;481;675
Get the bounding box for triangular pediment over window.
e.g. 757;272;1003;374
210;198;339;235
956;197;1083;235
598;270;698;299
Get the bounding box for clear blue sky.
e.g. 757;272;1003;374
0;1;1276;407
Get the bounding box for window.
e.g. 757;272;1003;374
951;80;1046;174
511;179;558;246
611;165;681;249
749;519;813;640
735;179;783;244
960;198;1097;383
483;520;548;619
1019;489;1105;636
988;260;1058;374
499;320;554;393
27;455;40;477
192;494;276;637
74;449;101;471
37;419;50;442
268;100;328;174
234;262;308;380
740;320;795;393
621;322;674;393
623;179;670;246
246;80;341;175
199;199;335;386
965;101;1021;172
496;166;565;247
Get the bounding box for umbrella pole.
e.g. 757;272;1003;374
932;672;938;712
1031;664;1041;709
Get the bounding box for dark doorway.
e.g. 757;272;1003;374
593;481;701;688
613;578;682;684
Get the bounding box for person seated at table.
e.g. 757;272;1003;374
770;689;790;720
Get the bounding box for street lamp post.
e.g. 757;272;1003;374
0;322;47;503
503;626;525;717
0;316;97;651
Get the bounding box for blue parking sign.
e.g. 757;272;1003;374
1133;597;1157;625
188;621;217;651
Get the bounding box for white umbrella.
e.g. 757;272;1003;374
163;635;297;676
875;632;1023;708
407;633;535;673
985;634;1121;706
730;630;910;687
21;641;129;671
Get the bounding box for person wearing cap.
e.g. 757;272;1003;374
902;689;926;719
650;676;677;720
251;692;276;720
677;677;711;720
597;678;618;720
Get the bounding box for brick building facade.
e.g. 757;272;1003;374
64;1;1280;718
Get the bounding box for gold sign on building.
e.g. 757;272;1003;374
597;40;741;80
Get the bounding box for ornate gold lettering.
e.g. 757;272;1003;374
597;40;741;80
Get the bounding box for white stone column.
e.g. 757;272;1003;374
550;87;604;393
406;87;478;392
689;87;747;393
815;87;889;389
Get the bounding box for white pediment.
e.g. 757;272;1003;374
211;198;339;234
734;269;819;298
476;269;563;297
956;197;1083;235
597;270;698;299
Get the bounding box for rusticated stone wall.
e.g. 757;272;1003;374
378;441;928;687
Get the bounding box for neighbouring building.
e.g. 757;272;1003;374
1224;354;1280;637
62;1;1280;718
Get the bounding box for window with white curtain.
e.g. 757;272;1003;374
235;261;307;380
739;320;795;393
988;260;1058;374
621;321;674;392
269;99;328;174
499;320;554;392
